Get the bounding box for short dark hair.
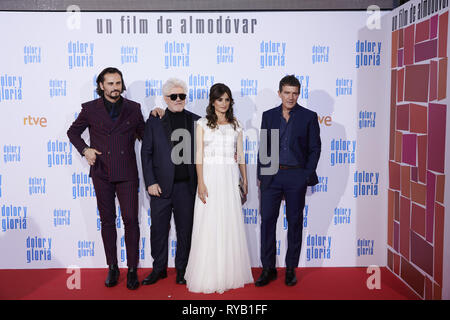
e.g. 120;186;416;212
96;67;126;97
279;75;300;93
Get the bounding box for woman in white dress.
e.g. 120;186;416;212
185;83;254;294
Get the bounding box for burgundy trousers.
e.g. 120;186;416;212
92;176;140;268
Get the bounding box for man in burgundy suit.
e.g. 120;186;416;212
67;67;145;290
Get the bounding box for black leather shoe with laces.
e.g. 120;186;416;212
142;269;167;285
255;268;277;287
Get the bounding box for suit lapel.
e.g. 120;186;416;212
112;98;131;130
96;98;114;130
289;104;304;148
270;105;282;129
185;111;196;177
161;112;174;147
185;111;193;136
264;106;281;154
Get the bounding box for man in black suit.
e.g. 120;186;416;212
256;75;321;287
141;78;200;285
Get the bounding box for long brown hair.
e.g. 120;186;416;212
206;83;238;130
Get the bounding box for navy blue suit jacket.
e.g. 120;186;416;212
257;104;321;190
141;109;200;198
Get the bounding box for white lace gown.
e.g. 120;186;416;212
185;117;253;294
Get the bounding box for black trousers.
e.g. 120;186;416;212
149;181;195;271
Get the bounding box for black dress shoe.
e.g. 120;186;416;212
255;268;277;287
285;267;297;286
127;267;139;290
105;264;120;287
142;269;167;285
176;269;186;285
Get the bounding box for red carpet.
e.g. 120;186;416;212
0;267;420;300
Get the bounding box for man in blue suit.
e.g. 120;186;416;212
141;78;200;285
256;75;321;287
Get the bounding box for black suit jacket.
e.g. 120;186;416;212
141;109;200;197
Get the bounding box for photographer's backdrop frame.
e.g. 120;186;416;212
0;4;448;300
388;0;449;300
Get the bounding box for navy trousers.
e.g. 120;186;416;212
260;168;308;268
150;181;195;271
92;176;140;268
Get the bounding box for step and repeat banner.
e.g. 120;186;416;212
0;11;390;269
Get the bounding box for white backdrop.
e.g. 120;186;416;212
0;11;390;269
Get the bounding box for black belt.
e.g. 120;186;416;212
279;165;303;170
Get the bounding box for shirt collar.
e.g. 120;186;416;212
103;96;123;108
279;103;299;116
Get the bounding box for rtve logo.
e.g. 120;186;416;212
318;114;332;127
23;115;47;127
